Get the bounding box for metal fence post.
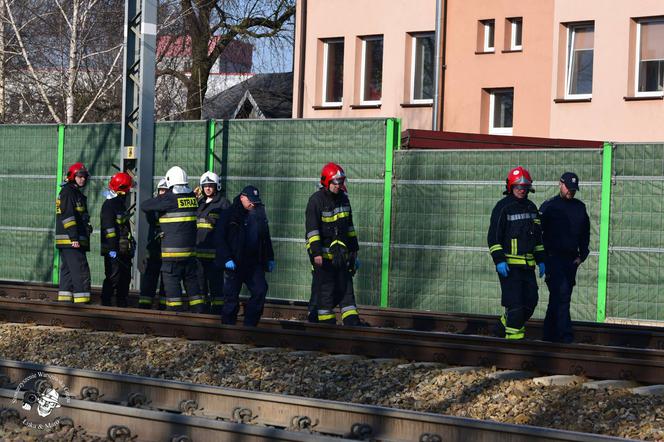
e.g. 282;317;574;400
52;124;65;285
596;142;613;322
380;118;400;308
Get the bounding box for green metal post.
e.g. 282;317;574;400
52;124;66;284
380;118;399;308
596;142;613;322
207;119;216;171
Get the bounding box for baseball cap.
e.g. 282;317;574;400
560;172;579;190
241;185;262;204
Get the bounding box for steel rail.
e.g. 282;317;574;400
1;299;664;384
0;360;631;442
2;280;663;350
0;389;345;442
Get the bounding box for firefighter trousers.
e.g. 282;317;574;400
58;248;91;304
498;266;538;338
543;255;578;343
197;259;223;314
310;262;360;326
101;255;132;307
161;258;203;312
139;257;165;309
221;263;267;327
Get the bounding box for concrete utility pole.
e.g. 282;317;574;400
120;0;157;289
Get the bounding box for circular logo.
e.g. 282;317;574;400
10;372;73;431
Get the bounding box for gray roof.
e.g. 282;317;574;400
203;72;293;119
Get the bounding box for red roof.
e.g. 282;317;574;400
157;36;253;66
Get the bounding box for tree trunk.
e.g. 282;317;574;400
66;0;80;124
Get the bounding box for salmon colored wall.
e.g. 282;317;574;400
550;0;664;142
292;0;436;130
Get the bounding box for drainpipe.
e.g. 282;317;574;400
431;0;447;131
296;0;307;118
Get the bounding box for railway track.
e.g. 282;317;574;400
0;359;632;442
2;280;663;350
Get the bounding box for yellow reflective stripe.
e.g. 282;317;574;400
321;212;350;223
196;252;215;259
318;313;336;321
533;219;541;225
341;309;358;319
197;223;214;229
75;206;85;212
511;239;517;255
56;239;72;245
189;299;205;306
347;231;357;238
534;245;544;252
166;300;183;307
159;216;196;223
489;244;503;253
57;295;72;301
307;235;321;245
322;253;333;259
106;232;117;238
63;221;77;229
211;300;224;306
330;239;347;248
162;251;195;258
73;297;90;303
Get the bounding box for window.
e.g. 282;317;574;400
489;89;513;135
482;20;495;52
322;39;344;105
636;18;664;96
509;18;523;50
566;24;594;98
411;33;435;103
361;36;384;104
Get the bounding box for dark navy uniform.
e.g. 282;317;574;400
488;194;545;339
540;195;590;343
196;192;230;313
305;188;360;325
55;182;92;304
141;190;204;312
214;194;274;326
138;212;165;309
100;194;133;307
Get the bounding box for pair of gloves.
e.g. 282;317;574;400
496;261;545;278
225;259;276;273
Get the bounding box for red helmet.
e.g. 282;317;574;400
320;162;346;189
66;162;89;182
109;172;133;194
506;166;533;193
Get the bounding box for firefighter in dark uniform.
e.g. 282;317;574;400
214;185;275;326
487;166;546;339
196;171;230;314
141;166;204;312
540;172;590;343
100;172;134;307
138;178;168;309
55;162;92;304
305;162;361;326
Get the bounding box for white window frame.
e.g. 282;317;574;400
565;24;593;99
510;18;523;50
322;38;344;106
489;88;513;136
635;18;664;98
360;36;383;105
483;20;495;52
410;33;435;104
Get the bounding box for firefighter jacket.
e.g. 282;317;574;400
214;196;274;269
487;194;545;268
56;182;91;252
100;194;132;256
141;190;198;261
305;188;359;263
145;211;162;260
196;193;230;260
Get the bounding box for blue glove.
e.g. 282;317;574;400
225;259;236;271
538;262;546;278
496;262;509;278
108;251;117;259
267;260;275;272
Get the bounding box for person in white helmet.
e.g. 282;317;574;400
195;171;230;313
138;178;168;309
141;167;204;312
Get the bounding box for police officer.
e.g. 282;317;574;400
138;178;168;309
540;172;590;343
487;166;546;339
196;171;230;314
305;162;361;326
141;166;205;312
215;185;274;326
56;162;92;304
100;172;134;307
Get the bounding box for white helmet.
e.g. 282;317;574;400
157;178;169;190
200;171;221;191
165;166;188;187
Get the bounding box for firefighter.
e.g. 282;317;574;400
305;162;361;326
487;166;546;339
100;172;134;307
55;162;92;304
540;172;590;343
141;166;204;312
195;171;230;314
214;185;275;326
138;178;168;309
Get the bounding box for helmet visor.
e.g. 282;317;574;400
330;177;345;186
